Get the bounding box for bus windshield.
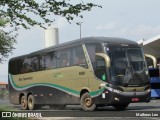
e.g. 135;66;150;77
107;48;149;86
127;49;145;71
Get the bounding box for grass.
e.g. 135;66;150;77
0;90;8;94
0;105;13;111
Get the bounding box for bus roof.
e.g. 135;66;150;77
42;37;137;49
10;37;137;61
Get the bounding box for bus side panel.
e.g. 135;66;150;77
9;77;80;105
25;86;80;105
8;78;22;105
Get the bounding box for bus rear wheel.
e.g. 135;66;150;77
21;95;28;110
112;103;129;110
80;92;96;111
28;94;35;110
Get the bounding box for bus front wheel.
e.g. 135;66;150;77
21;95;28;110
80;92;96;111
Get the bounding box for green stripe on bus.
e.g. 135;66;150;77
90;88;105;96
9;74;79;95
9;74;104;97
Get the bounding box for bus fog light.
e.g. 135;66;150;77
114;97;119;101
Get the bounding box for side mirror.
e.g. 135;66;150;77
95;53;111;68
145;54;157;68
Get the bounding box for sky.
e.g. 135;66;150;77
1;0;160;83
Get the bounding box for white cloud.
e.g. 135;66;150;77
113;25;160;40
96;23;160;40
96;22;116;30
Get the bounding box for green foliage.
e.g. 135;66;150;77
0;0;101;29
0;18;16;62
0;19;9;26
0;1;101;62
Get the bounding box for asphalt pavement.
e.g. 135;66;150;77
0;99;160;120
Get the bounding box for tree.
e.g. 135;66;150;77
0;0;100;62
0;19;16;62
0;0;101;29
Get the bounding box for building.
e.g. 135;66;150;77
138;34;160;97
138;34;160;65
0;81;8;92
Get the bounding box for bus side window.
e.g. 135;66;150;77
44;52;57;69
71;46;87;67
56;49;70;68
31;56;40;72
61;49;70;67
9;59;23;75
21;58;32;73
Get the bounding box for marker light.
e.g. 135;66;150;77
100;83;106;87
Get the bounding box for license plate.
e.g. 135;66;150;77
132;98;139;102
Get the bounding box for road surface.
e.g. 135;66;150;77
0;99;160;120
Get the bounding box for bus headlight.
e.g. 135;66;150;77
113;89;121;94
146;88;151;93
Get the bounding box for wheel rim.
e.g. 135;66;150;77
21;97;27;109
28;97;33;108
84;97;92;107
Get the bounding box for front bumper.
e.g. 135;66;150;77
109;89;151;104
94;87;151;105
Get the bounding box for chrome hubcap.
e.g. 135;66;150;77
85;97;92;107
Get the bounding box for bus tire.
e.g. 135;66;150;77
28;94;35;110
112;103;129;110
80;92;96;111
21;95;28;110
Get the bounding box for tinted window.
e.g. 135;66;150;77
31;57;40;72
71;46;87;66
44;52;56;69
9;59;23;75
21;57;33;73
110;50;127;76
127;49;145;71
9;46;86;75
60;49;70;67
